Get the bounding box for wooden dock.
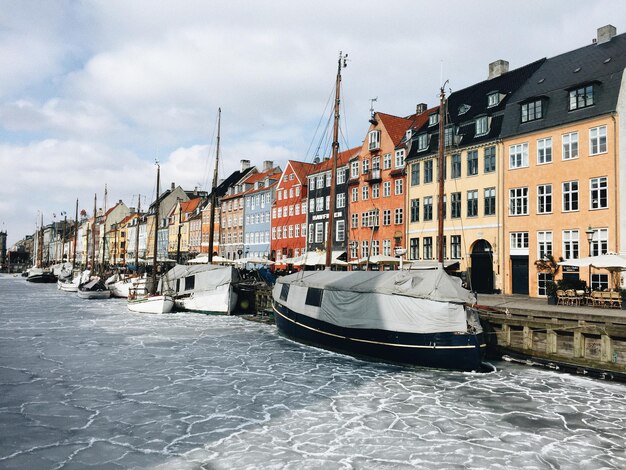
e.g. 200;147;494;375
475;294;626;380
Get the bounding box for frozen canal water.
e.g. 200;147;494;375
1;275;626;469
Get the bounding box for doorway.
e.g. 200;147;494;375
470;240;494;294
511;256;529;295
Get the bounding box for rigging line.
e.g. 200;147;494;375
201;110;220;191
304;84;335;162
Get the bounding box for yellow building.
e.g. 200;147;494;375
500;25;625;296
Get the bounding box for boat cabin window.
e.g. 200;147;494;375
305;287;323;307
279;283;290;301
184;275;195;291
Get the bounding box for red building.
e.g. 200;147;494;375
271;160;315;267
347;109;430;265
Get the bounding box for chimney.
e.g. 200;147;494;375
240;159;251;171
488;60;509;79
416;103;427;115
171;182;175;191
129;207;135;214
597;24;616;45
263;160;273;171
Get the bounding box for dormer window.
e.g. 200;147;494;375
569;84;594;110
521;99;543;123
405;129;412;140
444;126;455;147
475;116;489;136
428;113;439;127
417;133;428;150
487;92;500;107
458;104;471;115
368;130;381;151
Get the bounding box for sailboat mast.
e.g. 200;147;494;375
72;198;78;268
325;51;347;268
437;85;447;266
91;193;97;271
151;165;160;295
208;108;221;264
135;195;141;271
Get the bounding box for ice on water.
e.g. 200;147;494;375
1;274;626;469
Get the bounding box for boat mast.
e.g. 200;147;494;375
91;193;97;271
101;185;108;270
151;164;160;295
325;51;347;269
135;195;141;271
208;108;221;264
437;84;447;267
72;198;78;268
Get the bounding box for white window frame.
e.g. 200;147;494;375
562;132;579;160
509;143;528;169
537;231;553;259
537;184;552;214
509;187;528;216
537;137;552;164
589;126;607;156
562;229;579;260
562;181;579;212
590;177;608;210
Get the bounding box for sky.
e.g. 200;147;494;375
2;0;626;247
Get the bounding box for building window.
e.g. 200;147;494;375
337;193;346;209
467;150;478;176
444;126;454;147
451;192;461;219
394;179;403;195
467;190;478;217
371;240;380;256
562;132;579;160
428;113;439;127
383;181;391;197
424;196;433;221
417;133;428;150
562;181;579;212
484;187;496;215
484;146;496;173
424;160;433;183
537;137;552;164
537;231;553;259
362;185;369;201
351;187;358;203
451;235;461;259
383;239;391;256
411;162;420;186
509;143;528;169
590;228;608;256
590;126;607;155
562;229;579;259
475;116;489;136
372;183;380;198
591;273;609;292
316;197;324;212
521;100;542;122
383;153;392;170
395;149;405;168
510;232;529;250
315;223;324;243
337;169;346;185
351;214;358;229
410;237;419;259
372;156;380;171
509;187;529;216
361;240;369;258
350;242;358;259
487;92;500;107
590;177;608;210
350;161;359;178
423;237;433;259
383;209;391;226
451;154;461;178
317;175;324;188
368;130;381;151
336;220;345;242
362;159;370;174
394;208;403;225
410;198;419;222
537;184;552;214
569;84;594;110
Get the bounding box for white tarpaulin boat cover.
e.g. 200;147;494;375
273;269;476;334
162;264;240;292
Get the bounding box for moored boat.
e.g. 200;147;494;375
272;269;485;371
77;278;111;299
58;274;81;292
26;267;57;283
128;288;174;314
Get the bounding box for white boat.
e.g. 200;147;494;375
58;274;81;292
272;54;486;372
106;273;147;298
26;267;57;283
163;263;241;314
128;289;174;314
77;277;111;299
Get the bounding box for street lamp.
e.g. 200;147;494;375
585;226;595;290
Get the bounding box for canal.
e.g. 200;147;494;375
1;275;626;469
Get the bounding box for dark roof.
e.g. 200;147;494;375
501;32;626;138
210;166;255;199
405;59;545;161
